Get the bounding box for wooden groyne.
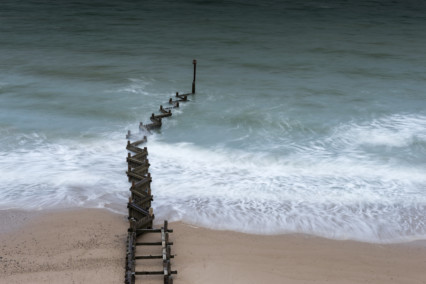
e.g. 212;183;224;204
125;60;197;284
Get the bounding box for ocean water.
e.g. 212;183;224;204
1;0;425;243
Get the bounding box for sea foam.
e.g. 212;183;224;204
147;132;426;243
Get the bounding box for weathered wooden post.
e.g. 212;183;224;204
128;164;132;182
192;59;197;94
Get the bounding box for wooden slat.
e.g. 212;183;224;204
136;242;173;246
134;195;153;209
134;271;177;275
135;255;174;259
132;164;149;175
128;202;149;216
136;228;173;233
168;98;180;107
131;151;148;161
125;230;136;284
130;189;148;200
126;144;145;154
152;112;172;119
163;259;171;276
175;92;188;101
127;171;146;182
127;157;149;166
134;215;154;230
130;136;147;146
150;116;162;123
159;105;173;114
132;174;151;189
142;123;161;130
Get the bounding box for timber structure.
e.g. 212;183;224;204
124;60;197;284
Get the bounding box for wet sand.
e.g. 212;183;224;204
1;208;425;284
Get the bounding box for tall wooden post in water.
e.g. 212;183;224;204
192;59;197;94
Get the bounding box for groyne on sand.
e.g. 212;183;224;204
124;60;197;284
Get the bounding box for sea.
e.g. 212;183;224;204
0;0;425;243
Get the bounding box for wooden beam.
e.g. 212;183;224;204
136;228;173;233
134;215;154;230
136;242;173;246
130;136;147;146
128;202;149;216
134;271;177;275
135;255;174;259
126;171;147;182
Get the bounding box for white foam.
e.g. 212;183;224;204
0;132;129;213
0;113;425;243
330;114;426;149
146;137;426;243
116;78;153;96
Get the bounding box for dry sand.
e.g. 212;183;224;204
1;208;425;284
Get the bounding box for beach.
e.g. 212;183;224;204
1;208;425;284
1;1;425;283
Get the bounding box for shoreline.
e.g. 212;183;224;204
1;208;426;284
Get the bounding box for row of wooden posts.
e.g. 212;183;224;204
124;60;197;284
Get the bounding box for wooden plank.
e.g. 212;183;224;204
168;98;180;107
126;232;136;269
165;275;173;284
129;209;152;226
135;271;177;275
162;247;167;261
128;209;145;221
130;189;148;200
136;242;173;246
135;255;174;259
167;245;172;260
152;112;172;119
131;187;151;200
127;157;149;166
128;202;149;216
134;215;154;230
131;151;148;161
136;228;173;233
127;171;146;182
143;122;161;130
159;105;173;114
125;230;136;284
130;136;147;146
175;92;188;101
126;143;145;154
125;271;135;284
150;118;161;124
149;116;162;125
131;174;151;189
133;195;153;210
131;164;149;175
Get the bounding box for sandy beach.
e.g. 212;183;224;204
1;208;425;284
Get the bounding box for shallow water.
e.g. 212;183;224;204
0;0;425;243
